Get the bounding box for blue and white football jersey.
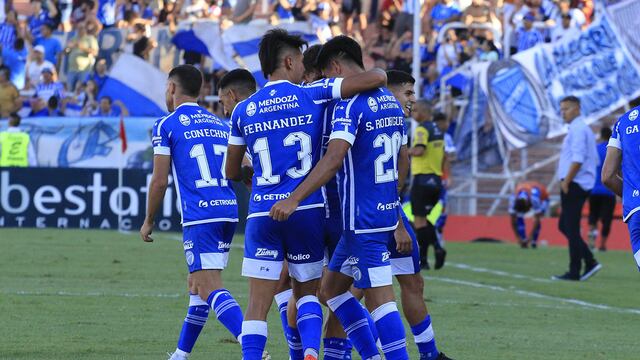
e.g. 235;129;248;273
329;88;407;233
609;106;640;222
322;102;342;218
229;78;344;217
152;102;238;226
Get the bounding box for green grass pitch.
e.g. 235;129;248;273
1;228;639;360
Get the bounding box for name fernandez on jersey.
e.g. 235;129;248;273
609;106;640;222
329;88;407;233
152;102;238;226
229;78;344;218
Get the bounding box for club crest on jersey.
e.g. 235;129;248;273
255;248;279;259
629;110;638;121
185;251;195;265
247;102;257;116
179;114;191;126
368;97;378;112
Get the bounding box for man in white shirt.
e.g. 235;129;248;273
25;45;55;89
551;13;580;42
553;95;601;281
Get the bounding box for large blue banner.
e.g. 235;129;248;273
0;117;156;169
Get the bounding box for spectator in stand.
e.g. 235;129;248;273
72;0;95;26
30;95;65;116
555;0;585;29
571;0;593;26
85;58;108;92
27;0;58;42
25;45;55;89
65;21;98;92
34;67;64;103
478;37;499;61
464;0;492;26
551;13;579;42
84;95;129;116
34;23;62;66
1;38;28;89
422;63;440;102
97;0;118;28
393;0;419;36
231;0;254;23
0;68;20;117
59;0;74;32
588;126;616;252
66;79;98;114
132;23;156;60
0;10;18;49
430;0;462;32
436;28;461;74
515;12;544;53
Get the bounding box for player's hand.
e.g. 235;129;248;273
140;221;154;242
269;198;299;222
394;226;413;255
561;180;569;194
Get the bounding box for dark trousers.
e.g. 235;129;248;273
559;182;596;277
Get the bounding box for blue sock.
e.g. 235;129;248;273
343;339;353;359
327;292;380;360
360;303;379;342
296;295;323;358
241;320;268;360
274;289;293;341
372;302;409;360
323;337;349;360
532;222;541;245
410;315;439;360
288;325;304;360
175;294;209;355
516;217;526;240
207;289;243;341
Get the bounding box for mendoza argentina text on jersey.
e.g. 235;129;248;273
329;88;407;233
609;106;640;222
229;78;344;217
152;102;238;226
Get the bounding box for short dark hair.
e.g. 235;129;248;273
168;64;203;98
432;112;447;122
9;112;20;125
218;69;257;94
100;95;113;104
316;35;364;70
600;126;612;140
386;70;415;87
514;198;531;213
258;29;307;78
560;95;580;106
303;44;322;74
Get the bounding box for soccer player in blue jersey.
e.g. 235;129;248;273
140;65;244;360
270;35;413;360
224;29;387;360
602;106;640;270
386;70;451;360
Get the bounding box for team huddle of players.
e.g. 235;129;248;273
140;29;454;360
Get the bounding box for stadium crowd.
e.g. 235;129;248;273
0;0;595;118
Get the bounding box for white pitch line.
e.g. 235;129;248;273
425;275;640;315
448;262;552;283
4;290;182;298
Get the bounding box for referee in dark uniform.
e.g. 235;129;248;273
409;103;447;270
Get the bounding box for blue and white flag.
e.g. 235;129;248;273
98;54;167;117
172;20;238;70
222;21;320;86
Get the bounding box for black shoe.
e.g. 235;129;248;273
420;259;430;270
436;352;454;360
520;241;528;249
434;248;447;269
531;242;537;249
551;272;579;281
580;262;603;281
598;247;607;252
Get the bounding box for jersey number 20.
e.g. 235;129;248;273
253;131;312;186
374;131;402;183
